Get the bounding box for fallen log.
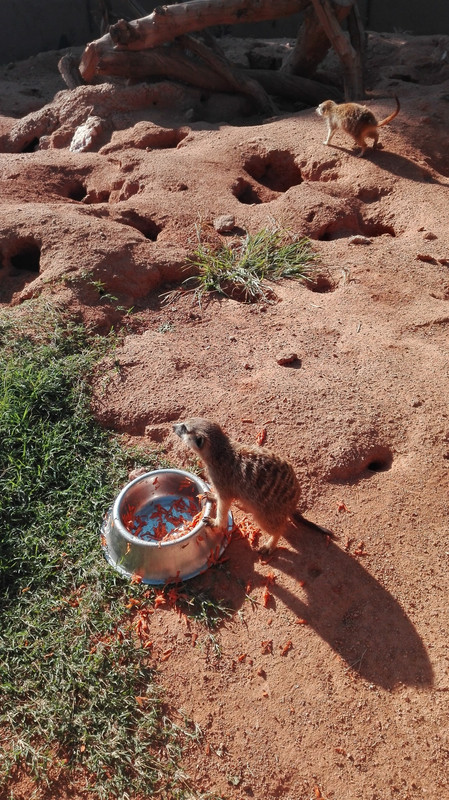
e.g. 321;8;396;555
80;0;309;82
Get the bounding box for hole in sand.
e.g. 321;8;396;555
10;242;41;273
243;150;303;193
304;274;336;293
232;177;262;205
115;211;163;241
313;214;395;241
66;181;87;202
366;457;392;473
21;138;39;153
357;186;391;203
328;444;394;482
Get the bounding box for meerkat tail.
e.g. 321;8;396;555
292;511;337;540
377;95;400;128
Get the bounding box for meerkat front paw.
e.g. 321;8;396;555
198;490;216;505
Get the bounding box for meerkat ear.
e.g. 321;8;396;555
195;434;205;449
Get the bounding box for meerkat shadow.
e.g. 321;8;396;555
373;150;446;184
269;528;433;690
186;526;262;616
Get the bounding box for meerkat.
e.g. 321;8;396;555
173;417;334;555
316;96;400;156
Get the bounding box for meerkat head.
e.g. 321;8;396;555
316;100;336;117
173;418;230;463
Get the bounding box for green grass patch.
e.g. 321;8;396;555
0;302;223;799
186;225;318;303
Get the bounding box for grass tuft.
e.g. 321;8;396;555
186;225;318;303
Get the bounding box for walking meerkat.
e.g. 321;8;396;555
316;95;400;156
173;418;334;555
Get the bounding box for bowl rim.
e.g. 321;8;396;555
111;468;213;548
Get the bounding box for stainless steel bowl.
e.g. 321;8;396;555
100;468;233;584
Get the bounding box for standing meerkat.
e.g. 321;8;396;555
316;96;400;156
173;418;334;555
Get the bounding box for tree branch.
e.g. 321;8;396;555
309;0;363;99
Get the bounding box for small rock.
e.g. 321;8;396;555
277;352;299;366
69;115;104;152
423;231;438;240
438;257;449;266
349;235;372;245
213;214;235;233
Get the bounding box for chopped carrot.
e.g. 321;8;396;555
256;427;267;446
125;597;141;608
160;648;173;661
262;586;272;607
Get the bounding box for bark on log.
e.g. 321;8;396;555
282;1;351;78
309;0;364;99
178;33;276;114
80;0;309;81
58;54;85;88
87;40;342;106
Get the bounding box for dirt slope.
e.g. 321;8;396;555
1;31;449;800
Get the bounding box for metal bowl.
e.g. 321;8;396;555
100;468;233;584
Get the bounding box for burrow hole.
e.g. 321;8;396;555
328;444;394;483
66;181;88;202
363;446;394;475
115;211;163;241
21;138;40;153
232;177;263;205
314;214;395;241
137;128;189;149
304;274;336;293
243;150;303;193
10;240;41;273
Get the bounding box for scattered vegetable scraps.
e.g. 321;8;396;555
122;495;203;543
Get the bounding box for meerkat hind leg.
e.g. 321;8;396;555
356;136;368;157
259;522;288;556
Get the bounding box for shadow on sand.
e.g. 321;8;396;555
198;526;433;691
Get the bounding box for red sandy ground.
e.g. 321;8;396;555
0;29;448;800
